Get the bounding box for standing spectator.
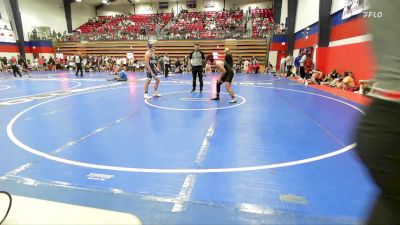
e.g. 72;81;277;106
189;43;205;93
237;56;243;73
294;53;302;76
32;29;38;40
41;56;47;69
158;55;164;75
32;57;39;70
163;54;170;77
243;58;249;73
17;55;25;67
285;54;294;77
279;57;286;74
155;23;161;37
183;56;189;73
11;58;22;78
302;55;313;85
38;56;44;70
299;52;307;82
175;58;182;73
75;53;83;77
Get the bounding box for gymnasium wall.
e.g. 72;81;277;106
0;41;55;61
71;2;96;30
280;0;288;26
316;9;375;82
0;0;12;21
269;35;287;70
19;0;68;40
269;0;376;83
294;0;319;32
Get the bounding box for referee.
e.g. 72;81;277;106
75;53;83;77
189;43;205;93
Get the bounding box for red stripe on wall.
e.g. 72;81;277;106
0;45;19;52
294;33;318;49
270;43;288;51
316;41;375;84
25;46;55;54
330;17;369;42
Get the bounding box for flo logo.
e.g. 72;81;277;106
363;11;383;18
87;173;114;181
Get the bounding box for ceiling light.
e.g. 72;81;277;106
102;0;108;3
75;0;82;2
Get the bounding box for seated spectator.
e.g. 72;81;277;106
321;69;339;84
48;57;56;71
328;72;343;87
253;61;260;74
337;71;355;90
175;58;182;73
248;63;254;73
309;70;324;84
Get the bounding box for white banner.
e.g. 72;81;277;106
56;53;64;59
204;0;215;8
342;0;369;19
0;29;16;43
127;52;134;59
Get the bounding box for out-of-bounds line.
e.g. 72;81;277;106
0;80;82;101
172;122;216;212
7;84;363;174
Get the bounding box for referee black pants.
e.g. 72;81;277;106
192;66;203;91
76;63;83;76
356;98;400;225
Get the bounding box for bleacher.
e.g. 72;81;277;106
251;9;273;38
78;13;173;34
163;11;244;39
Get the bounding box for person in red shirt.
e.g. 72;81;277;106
248;63;253;74
302;55;313;85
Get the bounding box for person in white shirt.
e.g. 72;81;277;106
280;57;286;74
285;54;294;77
243;59;249;74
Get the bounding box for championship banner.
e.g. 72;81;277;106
127;52;134;59
204;0;215;8
0;29;15;43
342;0;369;19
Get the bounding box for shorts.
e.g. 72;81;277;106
146;71;158;79
221;70;234;83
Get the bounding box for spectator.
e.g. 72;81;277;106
337;71;355;90
163;54;170;77
299;53;307;82
243;58;249;73
285;54;294;77
175;58;182;73
309;70;324;84
294;54;301;76
279;57;286;74
236;56;243;73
